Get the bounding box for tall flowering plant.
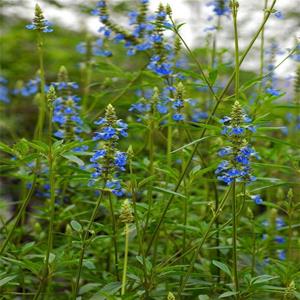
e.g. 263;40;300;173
89;104;128;196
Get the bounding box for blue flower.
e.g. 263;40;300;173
274;236;285;244
0;76;10;103
207;0;230;16
251;194;263;205
93;126;116;141
115;152;127;171
219;116;231;124
266;87;281;96
26;19;53;33
235;155;249;165
173;113;184;121
231;127;244;135
156;103;168;114
215;160;229;174
274;11;283;19
227;168;241;177
90;149;107;162
277;250;286;260
276;217;285;229
106;180;124;196
218;147;232;157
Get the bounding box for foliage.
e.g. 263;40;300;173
0;1;299;299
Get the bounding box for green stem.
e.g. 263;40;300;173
177;187;232;298
251;219;256;277
34;32;46;140
232;180;239;299
129;158;149;296
0;176;37;255
72;189;105;299
33;109;56;300
232;2;240;297
143;114;155;240
121;223;129;296
167;108;173;169
145;0;277;256
287;198;293;262
108;193;120;281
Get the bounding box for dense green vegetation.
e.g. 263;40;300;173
0;1;299;299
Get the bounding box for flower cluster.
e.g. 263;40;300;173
130;82;190;123
215;101;258;185
25;4;53;33
170;82;186;121
89;1;179;77
207;0;230;17
0;76;10;103
89;104;128;196
13;76;42;97
51;66;84;144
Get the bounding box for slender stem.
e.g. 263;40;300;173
177;187;232;298
72;189;105;299
231;180;239;299
108;193;120;280
121;223;129;295
143;113;155;240
33;108;56;300
251;219;256;277
145;0;277;256
0;176;37;255
167;114;173;168
129;158;149;295
287;194;293;262
34;32;46;140
232;2;240;298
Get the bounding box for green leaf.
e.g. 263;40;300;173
79;283;101;295
250;275;278;285
70;220;82;232
27;140;49;153
153;186;186;199
136;256;152;272
198;295;210;300
212;260;231;277
61;152;84;166
0;142;14;155
83;260;96;270
209;69;218;85
49;253;56;264
137;175;156;188
219;291;239;298
0;275;17;287
172;136;215;153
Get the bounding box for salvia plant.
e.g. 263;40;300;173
0;1;299;300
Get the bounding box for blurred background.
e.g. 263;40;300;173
1;0;299;75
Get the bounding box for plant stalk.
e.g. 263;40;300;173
72;189;105;299
121;223;129;295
